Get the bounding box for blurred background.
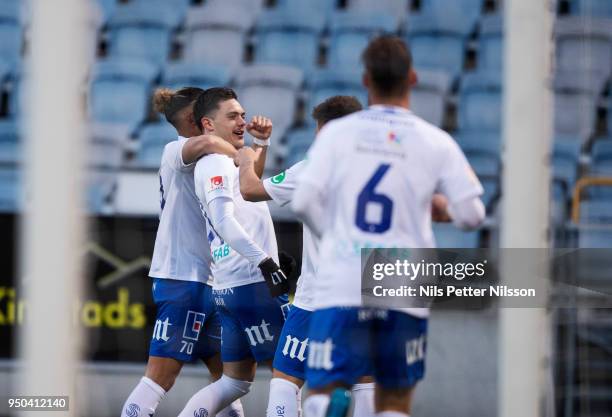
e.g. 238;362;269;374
0;0;611;416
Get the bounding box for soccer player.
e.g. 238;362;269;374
119;87;248;417
292;36;486;417
236;95;377;417
176;87;290;417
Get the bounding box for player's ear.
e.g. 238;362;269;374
201;116;214;133
409;69;418;87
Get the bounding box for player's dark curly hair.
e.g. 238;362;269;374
152;87;204;126
193;87;238;131
312;95;363;126
362;35;413;98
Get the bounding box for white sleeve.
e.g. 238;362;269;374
262;161;304;207
448;195;486;230
165;139;194;172
208;196;269;266
292;126;336;237
436;138;484;204
196;155;235;204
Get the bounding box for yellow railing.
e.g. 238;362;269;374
571;176;612;223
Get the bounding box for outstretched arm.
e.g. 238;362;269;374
182;134;237;165
246;116;272;178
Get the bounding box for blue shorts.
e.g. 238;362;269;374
149;278;221;363
272;305;312;380
213;282;287;363
306;307;427;389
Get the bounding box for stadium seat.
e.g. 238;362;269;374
328;11;398;68
555;17;612;79
306;69;367;118
591;139;612;175
235;65;303;169
0;119;19;164
7;65;26;118
89;59;159;131
570;0;612;17
162;62;232;91
433;223;480;248
0;166;20;212
458;72;502;132
276;0;338;18
254;8;325;71
88;123;129;169
478;13;503;71
553;72;601;141
411;70;453;126
132;121;177;169
454;130;501;157
405;7;476;76
578;226;612;248
346;0;410;23
284;127;314;168
107;1;181;65
206;0;266;23
113;171;160;215
183;2;252;69
420;0;483;27
0;0;22;65
87;170;117;214
553;139;581;197
580;201;612;224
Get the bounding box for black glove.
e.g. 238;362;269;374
278;251;296;279
258;257;290;297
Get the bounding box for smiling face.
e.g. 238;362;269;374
202;98;247;149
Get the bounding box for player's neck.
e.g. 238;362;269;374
369;94;410;110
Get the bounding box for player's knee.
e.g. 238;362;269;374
219;374;252;398
145;358;182;391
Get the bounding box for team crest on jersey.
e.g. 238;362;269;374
207;175;227;193
388;131;402;144
270;171;286;184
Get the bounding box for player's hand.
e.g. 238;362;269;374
431;193;452;222
246;116;273;141
278;251;296;279
235;146;260;166
258;257;289;297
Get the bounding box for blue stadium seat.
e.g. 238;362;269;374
276;0;337;18
183;3;252;70
420;0;483;28
405;7;476;76
328;11;398;68
591;139;612;175
207;0;266;23
89;59;159;131
458;72;502;132
570;0;612;17
107;1;181;65
0;119;19;164
478;13;503;70
89;123;130;168
94;0;117;24
411;70;453;126
578;226;612;248
0;0;22;65
555;17;612;78
454;130;501;157
433;223;480;248
133;121;177;168
87;170;117;214
162;62;232;91
553;72;601;142
235;65;304;169
306;69;367;118
580;201;612;224
254;8;325;71
0;166;20;212
7;65;25;117
346;0;410;24
284;127;314;168
553;139;581;197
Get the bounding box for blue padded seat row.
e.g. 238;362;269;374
206;0;266;23
94;0;117;24
254;8;326;71
578;226;612;248
107;1;183;65
87;170;117;214
478;13;503;70
433;223;480;248
458;71;502;132
555;17;612;78
406;1;480;75
591;139;612;175
0;0;23;65
420;0;483;29
89;59;159;130
183;3;252;69
570;0;612;17
553;71;602;141
0;119;19;164
553;139;581;195
454;130;501;157
284;127;314;168
580;201;612;224
328;12;398;68
306;69;367;117
0;166;20;212
276;0;338;17
133;121;177;168
88;123;131;168
162;62;232;91
347;0;410;25
411;70;453;126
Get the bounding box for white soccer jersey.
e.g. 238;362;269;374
194;153;279;290
296;105;484;317
149;136;213;284
264;160;317;311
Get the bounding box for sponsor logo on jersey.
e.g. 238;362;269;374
308;338;334;370
244;319;275;346
125;403;140;417
152;317;171;342
282;334;309;362
183;311;206;341
270;171;286;184
388;131;402;144
193;408;209;417
209;175;226;191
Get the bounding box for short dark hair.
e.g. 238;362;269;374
193;87;238;130
362;35;412;98
152;86;204;126
312;95;363;126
